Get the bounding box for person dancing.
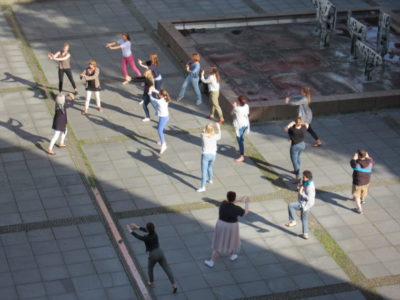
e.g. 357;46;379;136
106;33;142;84
80;60;102;115
197;122;221;192
48;43;78;95
127;222;177;293
285;116;309;183
176;53;202;105
138;53;162;90
148;86;171;154
204;191;250;267
47;93;74;155
141;69;156;122
285;87;321;147
201;67;224;123
232;96;250;162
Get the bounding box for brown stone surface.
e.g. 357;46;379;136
158;10;400;120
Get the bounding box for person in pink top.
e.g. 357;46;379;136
106;33;142;84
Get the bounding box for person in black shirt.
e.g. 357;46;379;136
127;222;177;293
138;53;162;90
285;116;309;183
204;191;250;268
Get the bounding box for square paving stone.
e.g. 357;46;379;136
371;246;400;262
213;284;244;299
347;250;379;266
239;280;271;297
185;289;217;300
16;282;46;299
267;276;298;293
376;284;400;299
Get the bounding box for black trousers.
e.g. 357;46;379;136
148;248;175;284
307;125;319;141
58;68;76;92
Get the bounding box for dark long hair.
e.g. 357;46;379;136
146;222;155;234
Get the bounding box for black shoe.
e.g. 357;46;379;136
173;287;177;294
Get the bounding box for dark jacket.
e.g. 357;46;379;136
350;157;375;186
131;227;159;252
52;102;73;133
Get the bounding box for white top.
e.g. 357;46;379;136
148;92;169;117
117;40;132;57
299;181;316;211
201;74;220;92
201;131;221;155
232;104;250;134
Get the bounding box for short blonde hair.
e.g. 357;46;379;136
88;60;97;67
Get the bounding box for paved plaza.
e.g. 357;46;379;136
0;0;399;299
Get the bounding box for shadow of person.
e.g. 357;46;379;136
0;118;49;151
202;196;298;236
2;72;47;99
83;114;157;150
169;101;208;119
128;149;200;189
102;81;143;103
318;190;353;212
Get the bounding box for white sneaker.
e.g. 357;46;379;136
230;254;238;261
204;259;214;268
142;118;150;122
160;143;167;154
207;180;213;184
196;187;206;192
195;100;202;105
139;100;144;105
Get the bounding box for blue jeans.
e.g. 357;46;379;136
155;79;162;91
290;141;305;179
142;94;157;118
236;126;248;155
178;75;202;103
288;202;310;234
201;153;216;188
158;116;169;144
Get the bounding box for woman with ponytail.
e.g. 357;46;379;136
285;87;322;147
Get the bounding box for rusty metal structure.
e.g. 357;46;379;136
355;40;383;81
377;11;391;57
311;0;337;48
347;11;367;59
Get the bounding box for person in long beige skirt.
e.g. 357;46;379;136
201;67;224;123
204;191;250;268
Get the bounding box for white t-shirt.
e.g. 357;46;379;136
118;40;132;57
232;104;250;131
201;131;221;155
201;74;220;92
149;93;169;117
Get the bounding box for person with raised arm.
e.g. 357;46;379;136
127;222;177;294
204;191;250;267
106;33;142;84
48;43;78;95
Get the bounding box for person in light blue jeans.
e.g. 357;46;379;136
177;53;202;105
285;116;309;183
286;170;315;239
232;95;250;163
148;86;171;155
197;122;221;192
